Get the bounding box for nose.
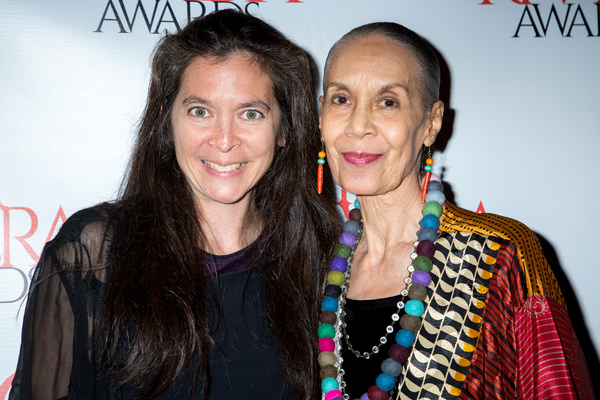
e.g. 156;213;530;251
345;103;376;138
210;116;241;153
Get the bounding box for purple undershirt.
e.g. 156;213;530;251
203;234;263;275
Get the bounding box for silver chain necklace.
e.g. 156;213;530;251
338;223;418;360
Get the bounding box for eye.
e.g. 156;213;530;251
242;110;263;120
191;107;207;117
332;95;349;105
381;98;398;108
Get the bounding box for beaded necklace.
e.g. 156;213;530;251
318;171;445;400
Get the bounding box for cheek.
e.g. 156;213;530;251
173;121;206;152
172;130;203;171
259;141;275;162
172;118;187;148
321;127;340;158
173;141;190;174
324;149;342;179
385;124;419;150
172;131;190;160
321;139;337;169
249;131;277;164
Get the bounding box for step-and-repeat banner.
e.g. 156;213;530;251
1;0;599;394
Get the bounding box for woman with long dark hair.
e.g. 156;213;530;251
9;10;340;400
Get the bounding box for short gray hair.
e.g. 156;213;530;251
323;22;441;112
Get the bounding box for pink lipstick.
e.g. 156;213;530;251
342;152;382;166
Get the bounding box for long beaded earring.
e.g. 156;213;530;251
317;141;326;194
420;147;433;201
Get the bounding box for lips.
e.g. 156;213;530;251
342;152;382;165
203;160;247;172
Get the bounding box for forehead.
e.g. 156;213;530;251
326;36;419;91
179;53;273;94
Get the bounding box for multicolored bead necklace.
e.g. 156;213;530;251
318;164;445;400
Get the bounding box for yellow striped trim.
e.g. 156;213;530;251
439;203;566;309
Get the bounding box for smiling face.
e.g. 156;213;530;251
171;54;280;212
319;35;443;198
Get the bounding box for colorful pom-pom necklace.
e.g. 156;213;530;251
318;160;445;400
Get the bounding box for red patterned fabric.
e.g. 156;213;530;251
516;296;594;399
459;242;522;399
459;242;595;399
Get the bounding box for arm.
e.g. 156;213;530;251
9;241;75;400
9;207;116;400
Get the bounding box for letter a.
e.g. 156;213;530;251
95;0;127;33
513;5;542;37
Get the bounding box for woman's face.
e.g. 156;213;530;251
319;36;443;197
171;54;281;211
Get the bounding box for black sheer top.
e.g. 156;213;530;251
9;204;291;400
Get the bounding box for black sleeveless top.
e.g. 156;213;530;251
340;294;406;399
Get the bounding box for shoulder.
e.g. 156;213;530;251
440;202;533;241
439;202;565;309
43;203;124;276
52;203;122;245
56;202;120;236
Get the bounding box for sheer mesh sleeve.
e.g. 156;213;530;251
9;206;119;400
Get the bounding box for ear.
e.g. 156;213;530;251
318;95;324;130
423;100;444;147
277;128;286;147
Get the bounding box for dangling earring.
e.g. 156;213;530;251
317;141;326;194
420;147;433;201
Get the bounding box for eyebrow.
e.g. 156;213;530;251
182;95;214;108
325;82;410;95
181;96;271;112
324;81;349;92
380;83;410;94
239;100;271;112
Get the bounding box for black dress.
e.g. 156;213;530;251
9;204;291;400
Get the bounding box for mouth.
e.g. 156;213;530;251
342;152;382;166
203;161;247;172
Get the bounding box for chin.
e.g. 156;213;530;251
214;194;248;205
200;187;251;206
337;177;380;197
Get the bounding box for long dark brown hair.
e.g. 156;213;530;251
102;10;340;399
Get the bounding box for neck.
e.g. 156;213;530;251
196;196;261;256
346;175;425;299
358;175;423;256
